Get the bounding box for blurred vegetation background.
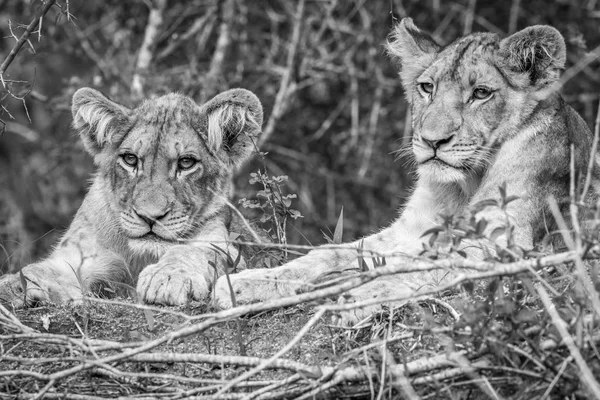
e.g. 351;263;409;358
0;0;599;274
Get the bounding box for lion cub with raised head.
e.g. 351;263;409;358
214;19;596;322
0;88;263;307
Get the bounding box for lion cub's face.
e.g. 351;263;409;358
71;89;263;257
387;19;566;187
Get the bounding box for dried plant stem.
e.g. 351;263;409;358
581;97;600;201
536;285;600;398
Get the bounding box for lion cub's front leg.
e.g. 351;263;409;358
137;244;241;305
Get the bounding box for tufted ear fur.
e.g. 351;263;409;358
386;18;440;101
497;25;566;91
72;88;131;157
200;88;263;168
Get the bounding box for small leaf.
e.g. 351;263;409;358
288;209;303;219
504;195;519;205
144;309;155;331
41;315;50;331
471;199;498;213
421;226;445;238
333;207;344;244
490;227;506;242
487;279;499;295
19;269;28;292
498;182;507;199
429;232;438;247
463;281;474;293
476;219;488;235
515;309;537;323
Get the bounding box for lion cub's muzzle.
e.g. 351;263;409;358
120;206;188;242
413;133;462;167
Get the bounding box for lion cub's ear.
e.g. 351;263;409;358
72;88;131;157
498;25;566;91
201;88;263;168
386;18;440;99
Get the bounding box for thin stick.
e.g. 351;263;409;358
216;309;326;395
581;97;600;201
508;0;521;34
536;285;600;398
462;0;477;35
200;0;235;102
131;0;167;99
259;0;306;146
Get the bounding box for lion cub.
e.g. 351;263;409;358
214;19;597;324
0;88;263;307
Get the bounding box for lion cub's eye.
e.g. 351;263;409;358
177;157;197;171
419;82;434;94
473;87;492;100
121;153;138;168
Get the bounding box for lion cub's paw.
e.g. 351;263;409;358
137;262;211;305
212;268;282;309
0;263;82;308
334;305;384;327
332;282;411;327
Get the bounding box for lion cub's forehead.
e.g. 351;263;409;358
136;93;200;125
120;93;209;157
425;33;504;86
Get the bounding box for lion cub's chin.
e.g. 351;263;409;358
417;162;467;184
127;237;173;259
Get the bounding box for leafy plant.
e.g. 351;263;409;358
239;165;303;260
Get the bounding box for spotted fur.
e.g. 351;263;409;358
213;19;597;325
0;88;263;307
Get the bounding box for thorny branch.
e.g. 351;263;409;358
0;0;57;85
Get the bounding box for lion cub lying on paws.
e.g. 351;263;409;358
214;19;597;323
0;87;263;307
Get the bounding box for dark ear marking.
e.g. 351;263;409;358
201;89;263;168
72;88;131;157
498;25;566;88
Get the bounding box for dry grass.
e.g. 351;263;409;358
2;242;600;399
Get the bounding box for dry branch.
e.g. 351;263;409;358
537;284;600;398
199;0;235;103
0;0;56;84
156;9;217;61
131;0;167;100
259;0;306;147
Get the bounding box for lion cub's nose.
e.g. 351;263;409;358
422;134;455;150
134;208;171;228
